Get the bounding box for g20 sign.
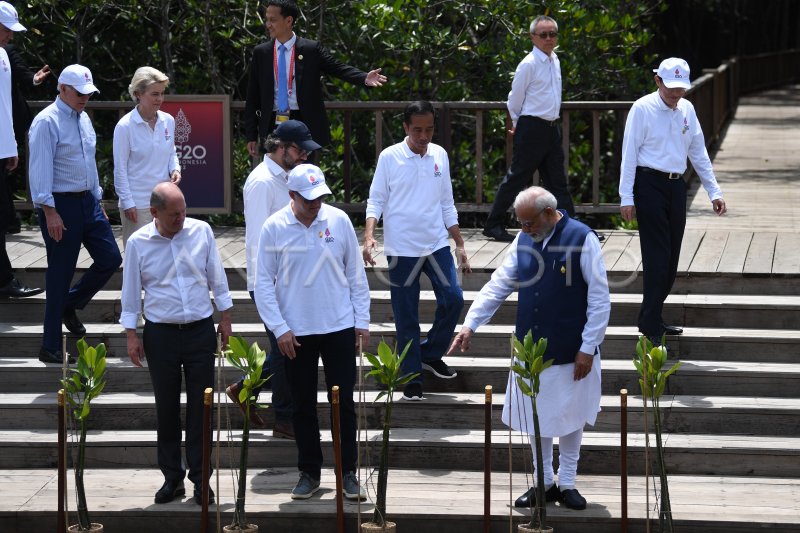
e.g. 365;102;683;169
160;95;231;214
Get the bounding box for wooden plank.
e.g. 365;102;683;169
688;230;729;272
601;233;633;271
677;229;704;272
611;233;641;272
743;232;777;274
773;233;800;274
717;231;752;273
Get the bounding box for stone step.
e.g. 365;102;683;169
2;357;797;399
3;290;800;330
2;391;798;435
1;468;798;533
2;322;799;362
1;429;797;478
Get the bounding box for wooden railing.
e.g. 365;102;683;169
14;50;799;217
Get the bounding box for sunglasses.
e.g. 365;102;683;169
533;31;559;39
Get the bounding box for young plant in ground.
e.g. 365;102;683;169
61;338;107;532
224;336;268;531
633;335;682;533
511;330;553;531
363;339;417;528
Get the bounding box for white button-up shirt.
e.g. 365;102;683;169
28;97;103;207
243;156;290;291
255;203;370;338
507;46;562;126
365;139;459;257
113;107;181;211
120;217;233;329
619;91;722;206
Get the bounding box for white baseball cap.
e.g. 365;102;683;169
653;57;691;90
0;2;26;31
287;164;332;201
58;64;100;95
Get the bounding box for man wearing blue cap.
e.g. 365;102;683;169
0;1;43;299
619;57;727;344
227;119;321;438
28;64;122;364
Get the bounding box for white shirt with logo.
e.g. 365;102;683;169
255;203;370;338
366;139;459;257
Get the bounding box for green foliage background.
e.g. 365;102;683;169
13;0;665;226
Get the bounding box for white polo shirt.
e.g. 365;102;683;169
243;156;290;291
113;108;181;210
255;203;370;338
365;139;459;257
619;91;722;206
120;217;233;329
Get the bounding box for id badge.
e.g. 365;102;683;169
275;112;290;125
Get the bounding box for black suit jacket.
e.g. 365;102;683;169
244;36;368;147
6;45;36;145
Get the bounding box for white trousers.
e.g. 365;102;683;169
528;426;583;489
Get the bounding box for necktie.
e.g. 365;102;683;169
277;44;288;112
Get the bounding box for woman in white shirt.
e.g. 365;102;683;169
113;66;181;246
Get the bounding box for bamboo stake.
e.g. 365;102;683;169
61;335;70;530
201;387;213;533
640;338;652;533
57;389;66;533
356;334;364;531
216;333;223;533
331;386;344;533
484;385;493;533
621;389;628;533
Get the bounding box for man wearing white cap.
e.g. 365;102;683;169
254;163;370;501
0;1;43;300
619;57;726;344
28;64;122;364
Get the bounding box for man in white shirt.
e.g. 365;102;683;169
227;119;320;437
0;1;42;300
363;100;470;401
449;186;610;511
121;182;232;506
619;58;726;343
255;164;369;501
483;15;575;242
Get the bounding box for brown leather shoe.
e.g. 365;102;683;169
273;419;295;439
226;382;265;428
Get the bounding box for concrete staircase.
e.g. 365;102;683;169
1;267;799;532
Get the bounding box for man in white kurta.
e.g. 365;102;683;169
449;186;610;510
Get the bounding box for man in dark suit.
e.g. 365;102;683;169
5;43;50;234
244;0;387;156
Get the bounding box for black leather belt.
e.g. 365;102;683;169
53;190;90;197
637;166;683;180
526;116;561;127
147;316;212;330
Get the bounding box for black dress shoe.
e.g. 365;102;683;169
663;324;683;336
194;485;214;505
63;308;86;336
0;278;44;298
482;226;515;242
559;488;587;510
155;479;185;504
38;347;76;365
514;484;561;508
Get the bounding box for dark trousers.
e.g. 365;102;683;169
385;247;464;385
238;291;294;422
485;115;575;229
634;169;687;336
36;193;122;351
285;327;357;480
0;161;13;285
143;316;216;486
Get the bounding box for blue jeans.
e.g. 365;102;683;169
386;246;463;385
239;291;293;422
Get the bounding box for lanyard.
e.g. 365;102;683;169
273;41;296;98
